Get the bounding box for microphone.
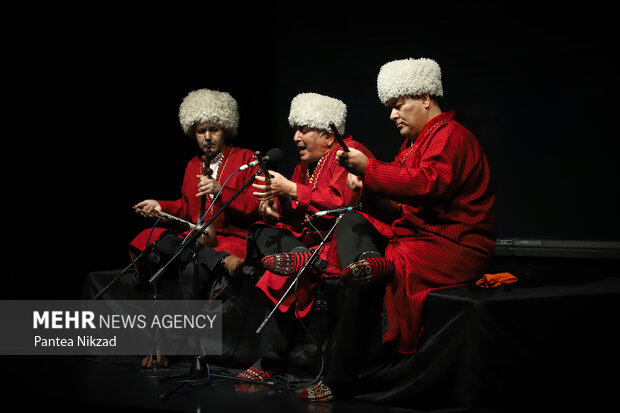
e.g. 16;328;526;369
312;204;360;217
239;148;284;170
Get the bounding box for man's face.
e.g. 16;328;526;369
194;122;226;157
388;96;428;139
293;126;330;162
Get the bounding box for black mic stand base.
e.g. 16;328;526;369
157;241;275;402
158;355;275;401
147;168;277;401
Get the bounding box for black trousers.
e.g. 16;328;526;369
249;225;318;363
248;211;387;267
248;225;308;257
258;279;384;389
136;232;230;300
336;211;389;266
254;213;388;387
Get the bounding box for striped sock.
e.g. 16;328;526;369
340;257;394;286
235;366;280;382
261;251;312;276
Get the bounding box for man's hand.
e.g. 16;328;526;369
347;173;363;192
336;148;368;177
133;199;162;218
258;198;281;221
196;175;221;197
252;170;297;201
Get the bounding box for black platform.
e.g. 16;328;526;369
6;247;619;413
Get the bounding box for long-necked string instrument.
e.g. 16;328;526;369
255;150;273;185
256;150;292;216
329;121;349;152
197;141;218;247
130;208;212;242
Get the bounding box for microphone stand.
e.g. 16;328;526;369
92;240;160;300
158;240;274;401
153;158;278;400
255;212;346;334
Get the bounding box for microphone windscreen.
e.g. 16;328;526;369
265;148;284;163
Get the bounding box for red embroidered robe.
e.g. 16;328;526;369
255;137;374;317
356;111;496;354
130;146;260;260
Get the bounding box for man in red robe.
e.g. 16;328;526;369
131;89;260;300
336;58;496;357
236;93;375;387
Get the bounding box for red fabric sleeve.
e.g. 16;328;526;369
364;126;465;207
157;158;197;221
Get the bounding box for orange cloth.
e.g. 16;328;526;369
476;272;518;288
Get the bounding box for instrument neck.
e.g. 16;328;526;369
199;150;224;217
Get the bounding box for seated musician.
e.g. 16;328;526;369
328;58;496;401
131;88;260;301
236;93;381;401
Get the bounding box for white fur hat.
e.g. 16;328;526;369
288;92;347;135
377;58;444;105
178;89;239;135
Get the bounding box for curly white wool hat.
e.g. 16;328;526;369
288;92;347;135
178;89;239;135
377;58;444;105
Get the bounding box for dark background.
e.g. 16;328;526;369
6;3;619;299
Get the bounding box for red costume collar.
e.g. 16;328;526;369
401;111;455;150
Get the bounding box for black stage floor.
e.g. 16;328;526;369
5;355;466;413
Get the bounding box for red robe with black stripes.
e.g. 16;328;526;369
254;137;374;317
358;111;495;354
130;146;260;260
